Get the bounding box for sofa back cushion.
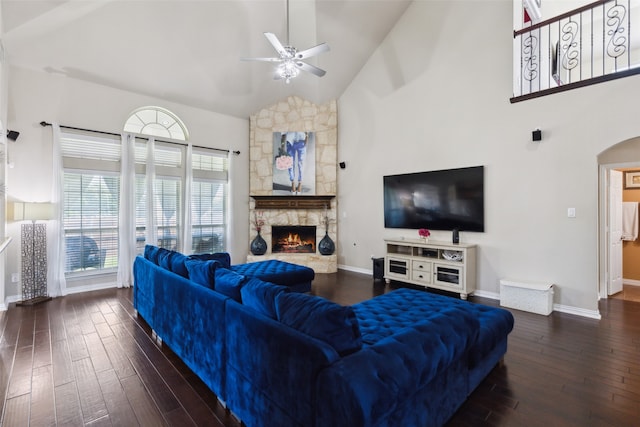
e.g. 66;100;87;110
185;259;221;289
167;251;189;278
188;252;231;269
275;292;362;356
214;268;247;302
143;244;163;264
240;278;290;318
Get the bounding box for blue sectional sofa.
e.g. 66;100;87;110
133;247;514;427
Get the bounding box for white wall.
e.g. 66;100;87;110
5;65;249;300
337;0;640;316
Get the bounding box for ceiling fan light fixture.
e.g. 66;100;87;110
242;0;329;83
278;58;300;84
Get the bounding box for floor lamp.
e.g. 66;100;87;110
13;202;54;306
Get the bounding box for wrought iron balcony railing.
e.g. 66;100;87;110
512;0;640;102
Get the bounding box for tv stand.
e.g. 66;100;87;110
384;238;476;299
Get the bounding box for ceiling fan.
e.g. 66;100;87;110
241;0;330;84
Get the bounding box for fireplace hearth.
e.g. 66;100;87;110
272;226;316;254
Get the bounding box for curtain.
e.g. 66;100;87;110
47;123;67;297
116;133;136;288
145;137;157;246
226;151;235;257
181;144;193;253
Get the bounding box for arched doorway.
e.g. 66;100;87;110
598;137;640;299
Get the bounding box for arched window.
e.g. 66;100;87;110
123;106;189;141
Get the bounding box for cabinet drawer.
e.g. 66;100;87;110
412;260;431;273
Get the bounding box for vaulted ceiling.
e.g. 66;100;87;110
1;0;412;118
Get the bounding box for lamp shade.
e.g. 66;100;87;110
11;202;54;221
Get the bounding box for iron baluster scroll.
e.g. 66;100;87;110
606;3;628;59
522;30;540;91
512;0;635;102
560;19;580;77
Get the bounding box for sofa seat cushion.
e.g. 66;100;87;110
353;288;513;350
230;260;314;288
275;292;362;356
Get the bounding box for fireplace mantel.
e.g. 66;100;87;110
251;195;335;210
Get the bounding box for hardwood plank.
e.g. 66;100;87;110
54;381;83;426
95;368;140;426
64;320;89;362
7;345;33;399
72;356;108;424
101;334;137;380
32;329;51;369
30;365;56;426
51;338;74;387
84;332;113;374
120;374;167;426
109;322;181;414
2;393;30;426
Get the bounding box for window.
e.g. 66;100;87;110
133;141;229;255
191;149;228;253
134;141;184;251
61;132;120;274
59;108;228;278
124;106;189;141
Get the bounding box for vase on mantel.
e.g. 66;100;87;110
250;231;267;255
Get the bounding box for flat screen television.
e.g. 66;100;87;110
383;166;485;232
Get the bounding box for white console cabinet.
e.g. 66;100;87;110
384;238;476;299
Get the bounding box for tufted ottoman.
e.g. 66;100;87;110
353;288;514;394
230;259;315;293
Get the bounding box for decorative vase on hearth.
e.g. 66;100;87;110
250;231;267;255
318;231;335;255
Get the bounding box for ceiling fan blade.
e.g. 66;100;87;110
295;43;330;60
240;57;282;62
264;32;289;58
295;61;326;77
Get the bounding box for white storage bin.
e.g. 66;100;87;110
499;279;554;315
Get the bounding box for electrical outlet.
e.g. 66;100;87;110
11;273;19;283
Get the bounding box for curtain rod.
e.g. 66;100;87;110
39;121;240;155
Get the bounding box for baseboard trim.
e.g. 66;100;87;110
552;304;602;319
473;290;499;300
64;282;119;295
623;279;640;287
337;264;371;275
4;282;120;309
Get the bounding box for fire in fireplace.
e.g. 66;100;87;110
272;226;316;254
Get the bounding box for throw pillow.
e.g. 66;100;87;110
188;252;231;269
185;259;221;289
240;278;290;319
275;292;362;356
168;251;189;279
157;248;173;270
214;268;247;302
143;244;162;264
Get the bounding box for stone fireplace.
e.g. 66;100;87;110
272;226;316;253
248;96;337;273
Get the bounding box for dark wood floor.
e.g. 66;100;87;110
1;270;639;426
